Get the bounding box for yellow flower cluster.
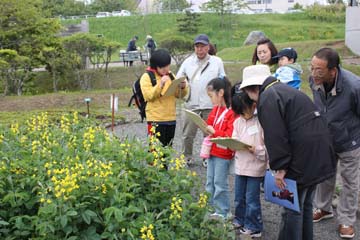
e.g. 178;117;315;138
140;224;155;240
198;193;208;208
148;125;166;169
51;171;80;200
170;196;183;220
169;155;186;171
10;123;19;134
26;112;49;133
0;134;4;144
83;127;97;151
60;114;71;134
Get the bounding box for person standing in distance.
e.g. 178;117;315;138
239;64;336;240
176;34;226;167
310;47;360;239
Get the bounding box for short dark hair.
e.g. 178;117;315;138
231;91;254;115
313;47;340;69
252;38;278;65
207;76;232;108
149;49;171;69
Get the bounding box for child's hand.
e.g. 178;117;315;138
247;146;255;153
160;75;170;88
179;79;187;89
205;125;215;135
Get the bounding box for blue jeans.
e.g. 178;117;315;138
233;175;263;232
278;184;316;240
206;156;230;216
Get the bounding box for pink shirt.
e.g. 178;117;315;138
232;115;268;177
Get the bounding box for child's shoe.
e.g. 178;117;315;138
239;227;262;238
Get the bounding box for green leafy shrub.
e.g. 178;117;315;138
305;3;345;23
0;112;234;239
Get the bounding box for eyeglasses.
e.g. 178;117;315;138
308;66;328;78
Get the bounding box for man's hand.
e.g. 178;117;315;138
275;169;287;190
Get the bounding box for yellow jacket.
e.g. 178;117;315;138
140;71;189;122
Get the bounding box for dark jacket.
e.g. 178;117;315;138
309;68;360;153
127;39;137;51
258;77;336;189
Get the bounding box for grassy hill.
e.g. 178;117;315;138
63;12;345;51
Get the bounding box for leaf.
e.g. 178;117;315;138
60;215;68;228
66;210;78;217
0;220;9;226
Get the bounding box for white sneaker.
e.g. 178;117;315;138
202;158;208;168
186;158;194;166
239;227;262;238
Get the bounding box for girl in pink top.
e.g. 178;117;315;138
231;90;267;238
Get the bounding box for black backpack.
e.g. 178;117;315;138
128;71;156;122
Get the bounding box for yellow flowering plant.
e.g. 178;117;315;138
0;112;234;239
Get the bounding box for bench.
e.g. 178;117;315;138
119;50;149;67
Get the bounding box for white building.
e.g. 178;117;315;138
245;0;328;12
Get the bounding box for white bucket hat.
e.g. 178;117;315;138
240;65;271;89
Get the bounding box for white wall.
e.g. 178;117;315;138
345;7;360;55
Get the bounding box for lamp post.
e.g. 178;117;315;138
84;98;91;117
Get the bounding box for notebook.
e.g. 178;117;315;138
264;170;300;212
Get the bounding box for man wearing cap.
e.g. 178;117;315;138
126;36;139;66
272;47;302;90
176;34;226;166
309;48;360;239
239;64;336;239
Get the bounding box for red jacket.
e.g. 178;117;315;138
207;106;236;160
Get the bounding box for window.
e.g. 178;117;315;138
288;0;294;2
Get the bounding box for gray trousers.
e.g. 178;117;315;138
182;108;211;160
313;146;360;225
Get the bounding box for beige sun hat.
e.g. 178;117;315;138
240;64;271;89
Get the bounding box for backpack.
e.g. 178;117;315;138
128;71;156;122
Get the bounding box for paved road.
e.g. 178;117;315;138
112;108;360;240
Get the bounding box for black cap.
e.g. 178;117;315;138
194;34;209;45
272;48;297;61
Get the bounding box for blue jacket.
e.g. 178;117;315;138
309;68;360;153
273;63;302;90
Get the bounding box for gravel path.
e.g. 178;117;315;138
112;107;360;240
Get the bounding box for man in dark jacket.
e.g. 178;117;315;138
240;64;336;240
309;47;360;239
126;36;138;66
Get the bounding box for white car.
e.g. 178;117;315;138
96;12;111;18
112;10;131;17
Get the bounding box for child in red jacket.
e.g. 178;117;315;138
203;76;235;219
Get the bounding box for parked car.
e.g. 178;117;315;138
232;8;255;14
112;10;131;16
96;12;111;18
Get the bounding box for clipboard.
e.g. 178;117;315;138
264;170;300;212
209;137;251;151
184;109;208;133
161;77;186;97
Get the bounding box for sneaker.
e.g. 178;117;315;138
339;224;355;239
202;158;208;168
209;212;225;220
313;208;334;223
186;158;194;166
239;227;262;238
232;220;243;229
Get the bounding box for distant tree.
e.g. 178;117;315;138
0;0;61;95
205;0;246;26
90;0;138;13
327;0;344;4
61;33;120;90
155;0;189;13
158;35;193;67
42;0;88;17
176;11;201;34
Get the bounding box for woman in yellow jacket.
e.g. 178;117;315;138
140;49;188;146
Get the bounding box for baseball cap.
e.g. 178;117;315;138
240;65;271;89
272;47;297;61
194;34;209;45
